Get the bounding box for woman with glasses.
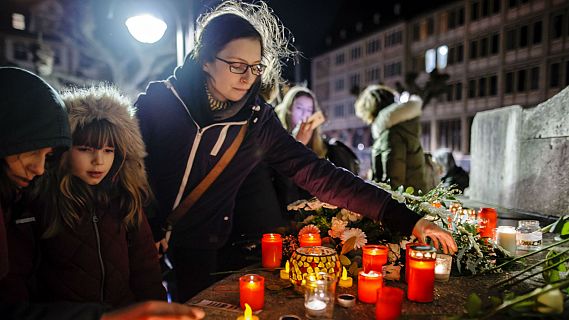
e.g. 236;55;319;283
135;0;457;302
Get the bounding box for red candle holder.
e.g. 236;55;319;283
299;233;322;247
404;242;426;283
357;271;383;303
376;286;404;320
478;207;497;238
362;245;388;273
406;245;436;303
239;274;264;311
261;233;283;269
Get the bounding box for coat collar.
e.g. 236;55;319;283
372;98;422;138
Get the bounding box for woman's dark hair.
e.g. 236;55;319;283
0;161;14;211
192;14;262;64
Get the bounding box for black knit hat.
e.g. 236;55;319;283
0;67;71;158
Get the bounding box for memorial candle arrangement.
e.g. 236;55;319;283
299;233;322;247
495;226;517;254
261;233;283;268
362;245;388;273
239;274;264;311
375;286;404;320
357;271;383;303
406;245;436;303
478;207;497;238
434;254;452;282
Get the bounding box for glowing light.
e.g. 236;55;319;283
125;14;167;44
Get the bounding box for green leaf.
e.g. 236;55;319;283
561;220;569;238
348;262;359;276
465;293;482;317
341;237;356;255
405;186;415;195
339;254;351;266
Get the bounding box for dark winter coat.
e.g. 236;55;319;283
371;97;427;192
36;201;165;307
135;59;421;250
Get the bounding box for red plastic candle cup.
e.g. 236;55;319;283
478;207;498;238
299;233;322;247
407;245;436;303
261;233;283;269
357;271;383;304
239;274;264;311
362;245;388;273
405;242;426;283
376;286;404;320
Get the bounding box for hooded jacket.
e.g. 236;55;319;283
35;87;165;307
1;67;105;319
371;96;427;192
136;58;421;250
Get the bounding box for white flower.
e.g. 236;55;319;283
339;208;362;222
299;224;320;236
328;217;348;238
340;228;367;249
287;199;309;211
306;199;324;210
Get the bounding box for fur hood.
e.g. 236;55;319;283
60;86;147;182
371;96;422;139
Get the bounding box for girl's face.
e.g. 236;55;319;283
291;95;314;129
4;147;54;188
69;145;115;185
203;37;262;102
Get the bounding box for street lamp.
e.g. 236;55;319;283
124;1;194;67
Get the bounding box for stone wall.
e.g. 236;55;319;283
469;87;569;217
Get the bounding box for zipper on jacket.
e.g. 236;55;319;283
92;214;105;304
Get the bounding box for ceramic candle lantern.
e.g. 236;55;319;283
261;233;283;268
362;245;388;273
239;274;264;311
289;246;341;289
406;245;436;303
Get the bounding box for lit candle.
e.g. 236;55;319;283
236;303;259;320
496;226;517;254
404;242;426;283
239;274;264;311
376;286;404;320
478;207;498;238
299;233;322;247
407;245;436;303
280;261;290;280
305;300;327;316
434;254;452;282
358;271;383;303
362;245;388;273
262;233;283;269
338;267;353;288
304;273;336;318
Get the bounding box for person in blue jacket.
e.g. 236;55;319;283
0;67;204;320
135;0;457;302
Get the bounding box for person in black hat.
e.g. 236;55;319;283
0;67;204;320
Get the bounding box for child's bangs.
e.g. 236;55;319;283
72;120;117;149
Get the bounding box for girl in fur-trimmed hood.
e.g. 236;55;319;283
355;84;428;192
34;85;166;307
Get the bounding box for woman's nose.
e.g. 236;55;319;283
27;156;46;177
93;150;104;165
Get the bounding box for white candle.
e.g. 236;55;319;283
496;226;517;254
305;299;327;317
434;254;452;281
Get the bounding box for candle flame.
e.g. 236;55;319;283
341;267;348;280
285;260;290;272
244;303;252;320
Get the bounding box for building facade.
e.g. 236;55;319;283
312;0;569;174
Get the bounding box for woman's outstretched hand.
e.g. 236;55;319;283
412;218;458;255
101;301;205;320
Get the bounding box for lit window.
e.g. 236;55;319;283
12;13;25;30
425;49;436;73
437;45;448;70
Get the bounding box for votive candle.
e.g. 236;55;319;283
280;261;290;280
405;242;426;283
262;233;283;268
478;207;498;238
299;233;322;247
434;254;452;282
496;226;517;254
338;267;353;288
239;274;264;311
376;286;404;320
358;271;383;303
362;245;388;273
407;245;436;303
236;303;259;320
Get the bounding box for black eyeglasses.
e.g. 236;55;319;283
215;56;266;76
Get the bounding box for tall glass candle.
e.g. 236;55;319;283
478;207;497;238
434;254;452;281
496;226;517;254
362;245;388;273
405;242;426;283
261;233;283;268
304;272;336;319
299;233;322;247
407;245;436;303
358;271;383;303
239;274;264;311
376;286;404;320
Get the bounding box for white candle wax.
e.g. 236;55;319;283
496;226;517;254
305;300;327;316
434;254;452;281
